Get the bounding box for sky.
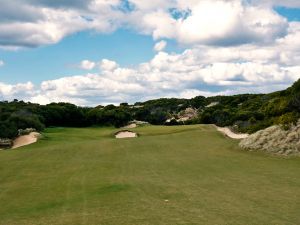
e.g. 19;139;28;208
0;0;300;106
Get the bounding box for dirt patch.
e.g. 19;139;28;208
215;126;249;139
115;131;138;139
12;132;41;149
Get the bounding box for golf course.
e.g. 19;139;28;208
0;125;299;225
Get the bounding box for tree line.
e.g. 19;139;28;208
1;79;300;139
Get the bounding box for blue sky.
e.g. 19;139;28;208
0;29;183;84
0;30;157;84
275;6;300;21
0;0;300;105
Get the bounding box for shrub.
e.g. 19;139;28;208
0;121;18;139
277;112;298;130
240;120;300;156
8;114;45;131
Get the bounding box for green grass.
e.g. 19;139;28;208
0;125;299;225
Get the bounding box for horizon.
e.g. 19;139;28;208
0;0;300;106
1;84;285;107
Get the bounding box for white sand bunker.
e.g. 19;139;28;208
12;132;41;149
123;123;137;129
215;126;249;139
115;130;138;139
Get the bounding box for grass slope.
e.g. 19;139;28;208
0;125;299;225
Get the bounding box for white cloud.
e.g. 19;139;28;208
79;60;96;70
0;0;295;48
100;59;119;72
138;0;288;45
0;0;300;105
1;24;297;106
0;0;121;48
0;82;35;100
154;40;167;52
0;60;4;67
256;0;300;8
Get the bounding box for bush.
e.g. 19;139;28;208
0;121;18;139
277;112;298;129
9;114;45;131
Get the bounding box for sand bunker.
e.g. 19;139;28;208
215;126;249;139
12;132;41;149
123;123;137;129
115;131;137;139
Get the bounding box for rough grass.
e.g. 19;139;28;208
240;121;300;156
0;125;300;225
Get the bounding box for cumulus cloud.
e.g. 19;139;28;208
0;82;35;101
255;0;300;8
2;23;299;106
79;60;96;70
1;0;300;105
154;40;167;52
100;59;119;72
0;0;121;48
140;0;288;45
0;60;4;67
0;0;296;48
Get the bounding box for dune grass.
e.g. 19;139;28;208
0;125;299;225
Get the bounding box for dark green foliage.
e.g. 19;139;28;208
9;113;45;131
0;102;45;138
0;121;18;139
38;103;88;127
190;96;206;109
277;112;299;129
1;79;300;138
87;107;131;128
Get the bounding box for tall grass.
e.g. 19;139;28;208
240;120;300;156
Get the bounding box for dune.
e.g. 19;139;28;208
240;122;300;156
12;132;41;149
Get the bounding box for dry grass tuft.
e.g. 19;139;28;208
239;120;300;156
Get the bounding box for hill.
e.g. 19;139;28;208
240;120;300;156
1;79;300;141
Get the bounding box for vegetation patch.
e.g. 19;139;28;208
0;138;13;149
240;120;300;156
1;79;300;153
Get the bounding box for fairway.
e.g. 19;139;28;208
0;125;299;225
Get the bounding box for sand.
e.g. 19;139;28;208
12;132;41;149
123;123;137;129
115;131;137;139
215;126;249;139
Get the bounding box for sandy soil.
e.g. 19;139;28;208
123;123;137;129
215;126;249;139
12;132;41;149
115;131;137;139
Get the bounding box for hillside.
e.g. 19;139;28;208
1;79;300;142
240;120;300;156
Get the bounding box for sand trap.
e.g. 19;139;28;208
115;131;137;139
123;123;137;129
215;126;249;139
12;132;41;149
